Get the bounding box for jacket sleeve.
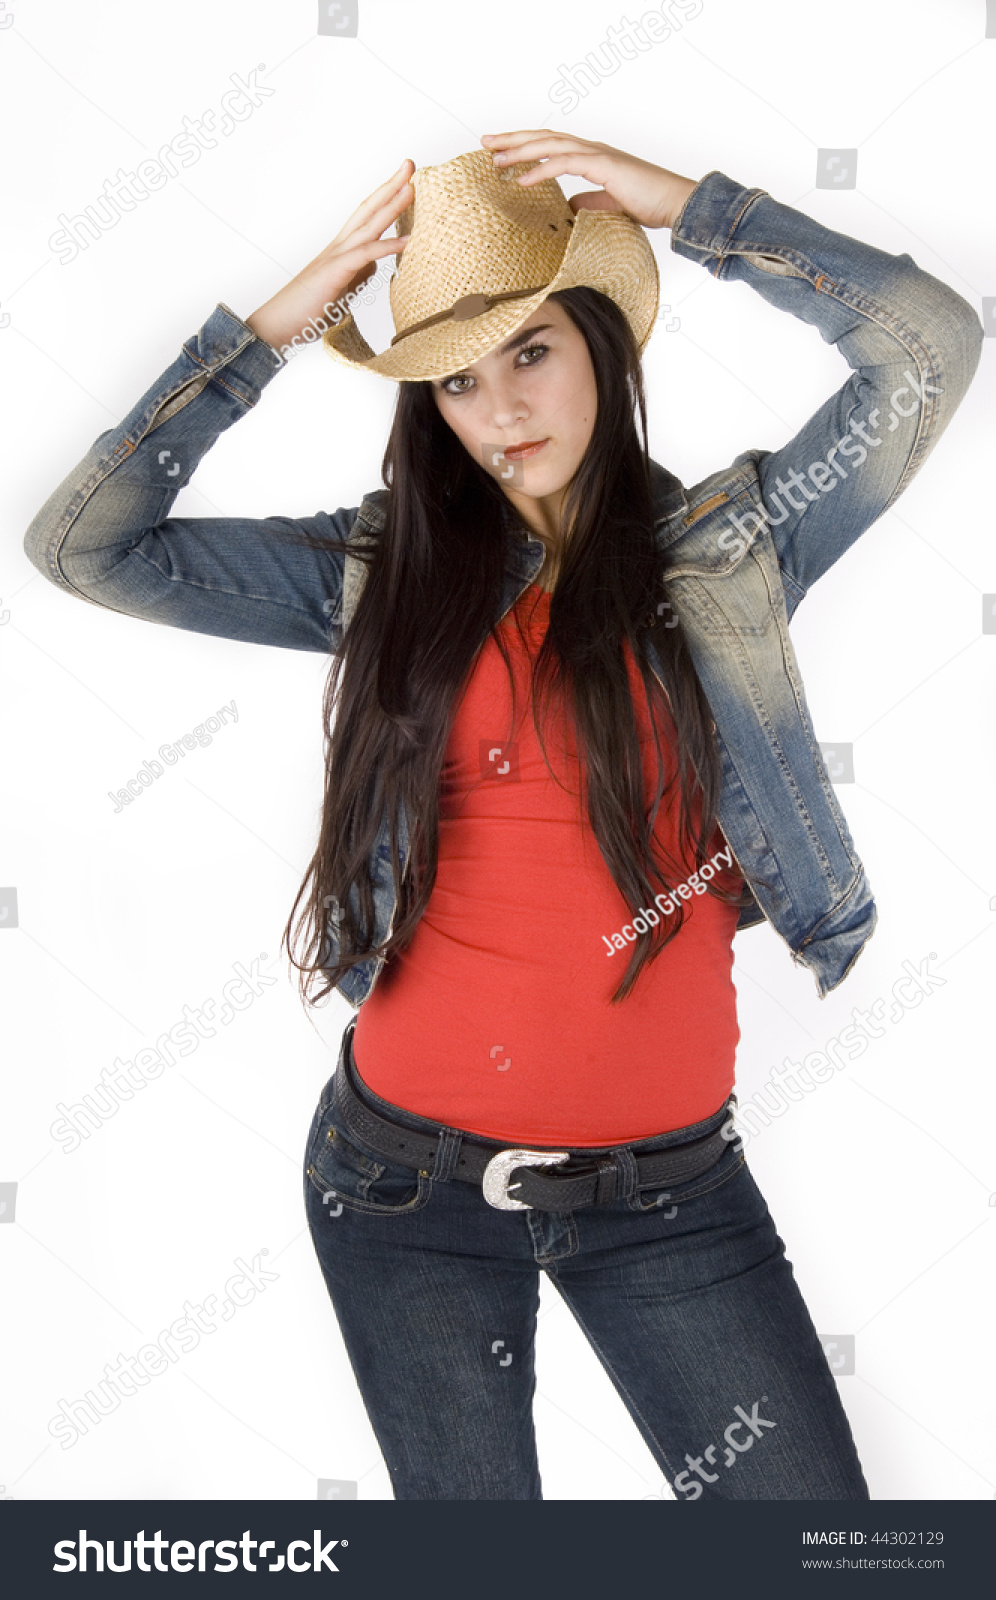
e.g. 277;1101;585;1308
22;302;358;652
668;172;984;612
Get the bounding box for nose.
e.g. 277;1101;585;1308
488;376;530;433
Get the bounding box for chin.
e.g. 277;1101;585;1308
519;468;573;501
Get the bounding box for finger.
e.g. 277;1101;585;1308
344;257;378;295
365;235;409;257
336;180;414;249
569;190;625;214
512;153;613;187
337;161;415;236
481;129;565;147
496;142;601;164
492;141;606;173
358;159;415;211
337;236;408;283
336;174;412;243
492;140;599;168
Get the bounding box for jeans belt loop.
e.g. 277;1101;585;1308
594;1156;619;1207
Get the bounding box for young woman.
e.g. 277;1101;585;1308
25;130;982;1501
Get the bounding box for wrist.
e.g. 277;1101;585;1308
661;173;699;232
246;303;288;350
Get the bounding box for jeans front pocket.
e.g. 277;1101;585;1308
305;1097;432;1218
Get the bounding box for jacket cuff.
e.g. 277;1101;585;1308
670;171;768;266
182;301;285;402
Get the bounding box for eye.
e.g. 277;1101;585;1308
438;341;549;398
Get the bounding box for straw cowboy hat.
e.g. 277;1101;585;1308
322;147;660;383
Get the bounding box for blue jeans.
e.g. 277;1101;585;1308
303;1020;870;1502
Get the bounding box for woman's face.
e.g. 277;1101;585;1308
430;300;597;523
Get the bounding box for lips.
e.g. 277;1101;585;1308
501;438;549;462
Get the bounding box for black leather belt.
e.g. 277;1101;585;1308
334;1037;736;1213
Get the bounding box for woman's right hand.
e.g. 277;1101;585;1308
245;159;414;353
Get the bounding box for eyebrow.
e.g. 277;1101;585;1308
498;321;553;356
436;323;554;386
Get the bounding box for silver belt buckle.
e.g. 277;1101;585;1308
482;1147;570;1211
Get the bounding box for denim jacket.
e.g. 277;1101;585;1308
24;171;983;1006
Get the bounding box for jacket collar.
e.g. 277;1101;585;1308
497;455;688;565
649;456;688;523
496;456;687;537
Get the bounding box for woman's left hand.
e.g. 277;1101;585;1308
481;129;699;231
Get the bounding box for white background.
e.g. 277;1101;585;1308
1;0;993;1502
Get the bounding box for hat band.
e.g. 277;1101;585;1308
389;284;549;347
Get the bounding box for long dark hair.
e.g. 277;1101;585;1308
281;286;745;1007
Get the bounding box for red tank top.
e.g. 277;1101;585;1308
352;583;743;1145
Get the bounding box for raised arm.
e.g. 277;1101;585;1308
481;131;983;611
667;170;984;608
23;161;414;652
